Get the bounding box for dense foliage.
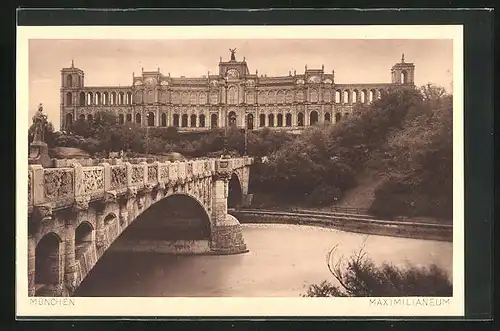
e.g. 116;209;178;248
369;85;453;219
303;243;452;297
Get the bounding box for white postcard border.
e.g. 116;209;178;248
16;25;464;317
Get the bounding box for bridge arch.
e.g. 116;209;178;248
118;193;212;243
35;232;63;287
228;172;243;209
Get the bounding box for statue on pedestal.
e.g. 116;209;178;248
29;103;51;167
32;103;48;143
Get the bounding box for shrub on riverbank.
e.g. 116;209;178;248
303;243;452;297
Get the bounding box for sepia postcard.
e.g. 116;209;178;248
17;25;464;318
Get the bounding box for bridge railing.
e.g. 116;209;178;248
28;157;252;210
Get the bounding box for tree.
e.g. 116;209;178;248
304;241;452;297
369;85;453;219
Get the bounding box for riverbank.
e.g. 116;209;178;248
229;209;452;242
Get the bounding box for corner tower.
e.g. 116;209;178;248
61;60;85;89
391;54;415;85
60;60;85;130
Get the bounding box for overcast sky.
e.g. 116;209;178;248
28;39;453;130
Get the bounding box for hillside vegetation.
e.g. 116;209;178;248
30;84;452;221
251;85;452;221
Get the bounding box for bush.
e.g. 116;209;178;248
304;242;452;297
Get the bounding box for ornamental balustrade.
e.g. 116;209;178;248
28;157;252;211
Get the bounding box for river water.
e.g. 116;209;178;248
75;223;453;297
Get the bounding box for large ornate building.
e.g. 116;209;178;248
60;50;415;131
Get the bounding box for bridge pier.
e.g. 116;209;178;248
63;222;78;295
210;159;248;254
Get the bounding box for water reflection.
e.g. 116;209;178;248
75;224;452;297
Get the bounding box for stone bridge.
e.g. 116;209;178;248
27;157;254;297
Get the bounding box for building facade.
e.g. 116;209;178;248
60;51;415;131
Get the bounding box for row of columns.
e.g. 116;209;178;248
64;88;384;107
63;107;351;130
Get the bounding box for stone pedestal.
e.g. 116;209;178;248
210;214;248;254
28;141;52;168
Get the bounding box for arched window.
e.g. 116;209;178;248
119;92;125;105
296;90;304;103
199;93;207;104
173;114;180;127
87;114;93;121
276;91;285;104
247;114;254;130
66;92;72;106
268;114;274;127
246;91;255;104
228;86;238;105
135;113;141;124
285;90;294;103
343;90;350;104
79;114;85;121
79;92;85;106
87;92;93;106
285;113;292;127
118;114;124;124
310;89;319;103
267;91;275;104
401;70;408;84
199;114;205;128
324;112;331;123
65;113;73;127
361;90;367;103
297;112;304;126
335;90;341;103
126;114;132;122
210;92;218;105
190;92;197;105
161;113;167;127
127;92;133;105
181;92;189;105
190;114;197;127
352;90;358;103
181;114;188;127
369;90;375;103
210;113;218;128
323;90;331;103
144;90;154;104
96;92;102;105
66;75;72;87
259;114;265;127
228;111;237;127
310;111;319;125
335;113;342;123
277;113;283;127
171;92;180;104
258;91;266;104
111;92;117;105
102;92;108;105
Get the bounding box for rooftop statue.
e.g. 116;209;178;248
229;48;237;61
